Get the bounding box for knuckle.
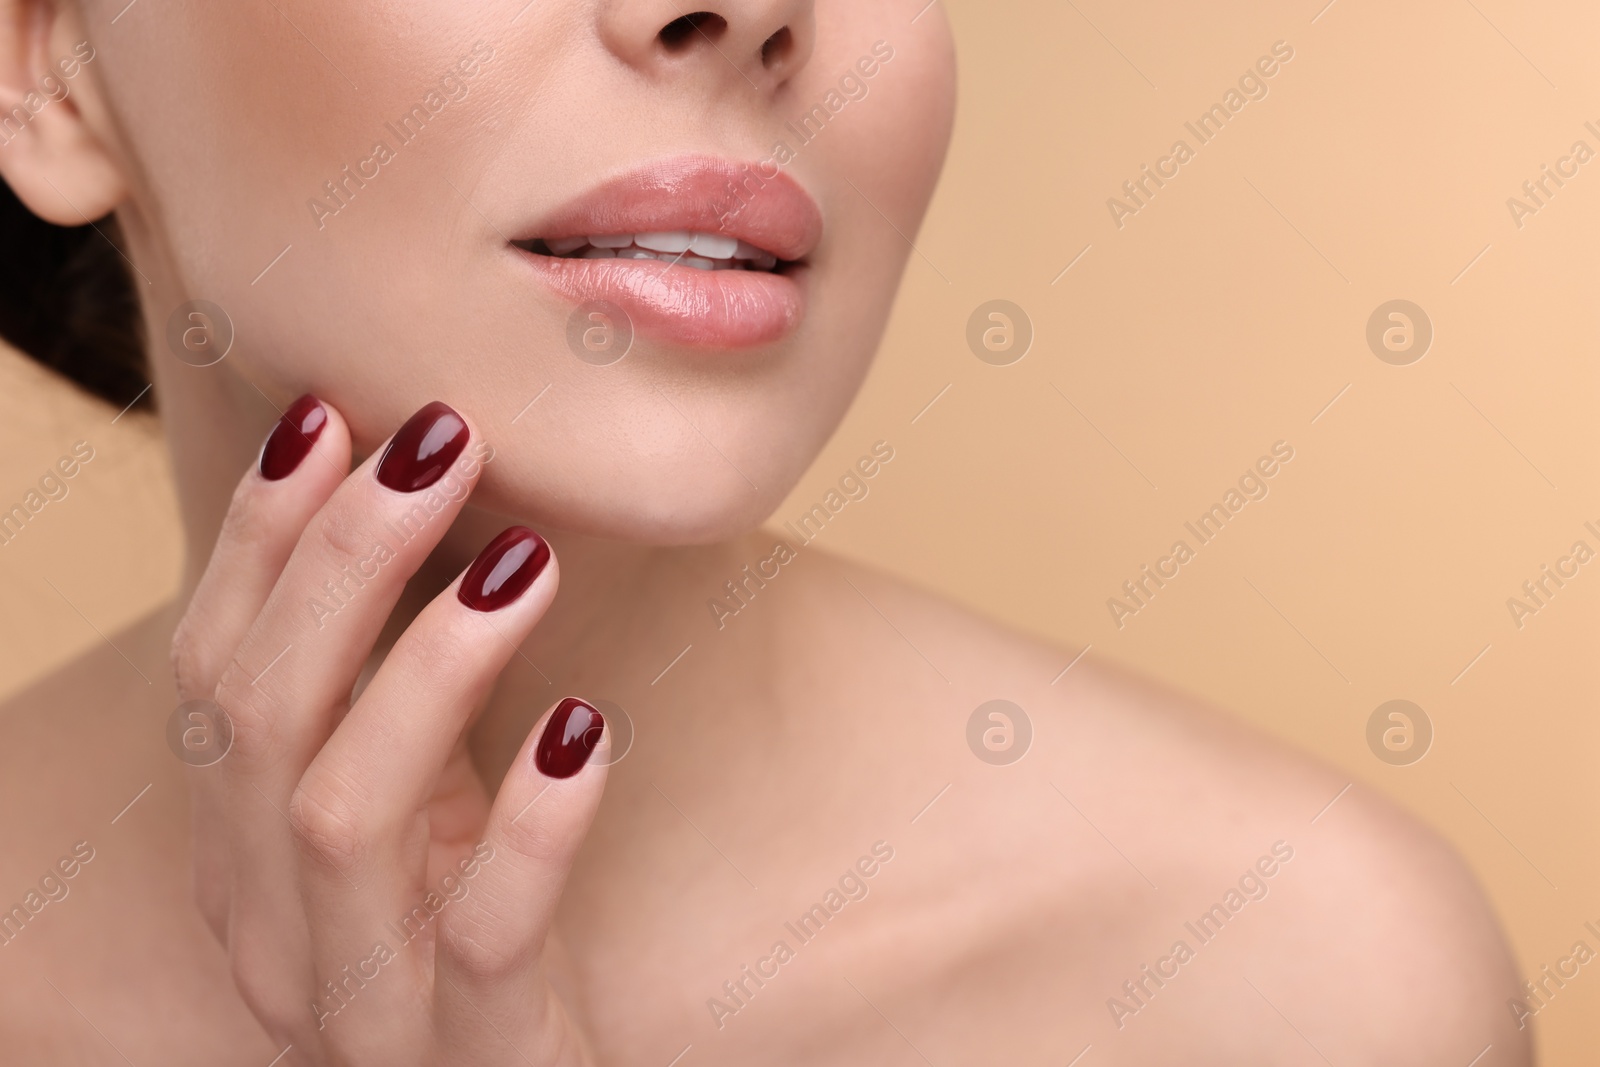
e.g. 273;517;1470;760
218;475;279;556
288;778;370;872
211;656;279;767
496;807;575;870
400;626;483;697
439;914;529;982
311;504;380;569
169;618;215;703
170;476;285;704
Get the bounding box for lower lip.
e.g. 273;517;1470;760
514;250;806;349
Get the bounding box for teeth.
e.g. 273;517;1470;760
546;236;588;255
634;231;694;254
689;233;739;259
537;230;784;270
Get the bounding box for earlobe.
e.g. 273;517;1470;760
0;0;125;226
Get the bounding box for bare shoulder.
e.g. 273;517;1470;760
806;556;1530;1063
0;609;273;1066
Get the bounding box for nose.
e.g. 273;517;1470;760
598;0;816;93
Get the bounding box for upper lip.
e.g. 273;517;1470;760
511;155;823;264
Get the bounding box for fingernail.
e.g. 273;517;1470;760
458;527;551;612
375;401;469;493
536;698;604;779
259;394;328;481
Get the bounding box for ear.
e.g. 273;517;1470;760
0;0;124;225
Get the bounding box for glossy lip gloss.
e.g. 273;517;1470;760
509;155;822;349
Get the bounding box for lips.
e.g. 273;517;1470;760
509;156;822;349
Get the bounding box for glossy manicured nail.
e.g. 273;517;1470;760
259;394;328;481
375;401;469;493
536;698;604;779
458;527;551;612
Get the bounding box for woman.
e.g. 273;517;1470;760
0;0;1531;1063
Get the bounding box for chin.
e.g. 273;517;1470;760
467;425;812;547
109;3;957;553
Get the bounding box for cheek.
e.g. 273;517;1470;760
782;9;956;384
838;13;958;205
103;2;955;543
108;6;543;429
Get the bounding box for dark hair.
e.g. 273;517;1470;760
0;178;149;410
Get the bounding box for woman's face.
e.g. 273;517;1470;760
91;0;955;542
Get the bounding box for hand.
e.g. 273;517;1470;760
170;396;607;1065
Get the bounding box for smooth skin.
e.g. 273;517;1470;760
0;0;1534;1063
173;404;603;1064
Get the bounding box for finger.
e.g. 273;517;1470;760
307;526;557;844
209;400;487;1045
172;393;350;703
290;528;559;1053
174;395;349;944
217;399;485;792
434;697;609;1058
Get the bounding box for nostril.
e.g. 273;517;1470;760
759;27;793;69
659;12;728;51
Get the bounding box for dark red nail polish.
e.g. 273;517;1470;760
259;394;329;481
458;527;550;612
375;401;469;493
536;698;604;779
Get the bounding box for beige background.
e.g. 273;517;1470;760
1;0;1596;1060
